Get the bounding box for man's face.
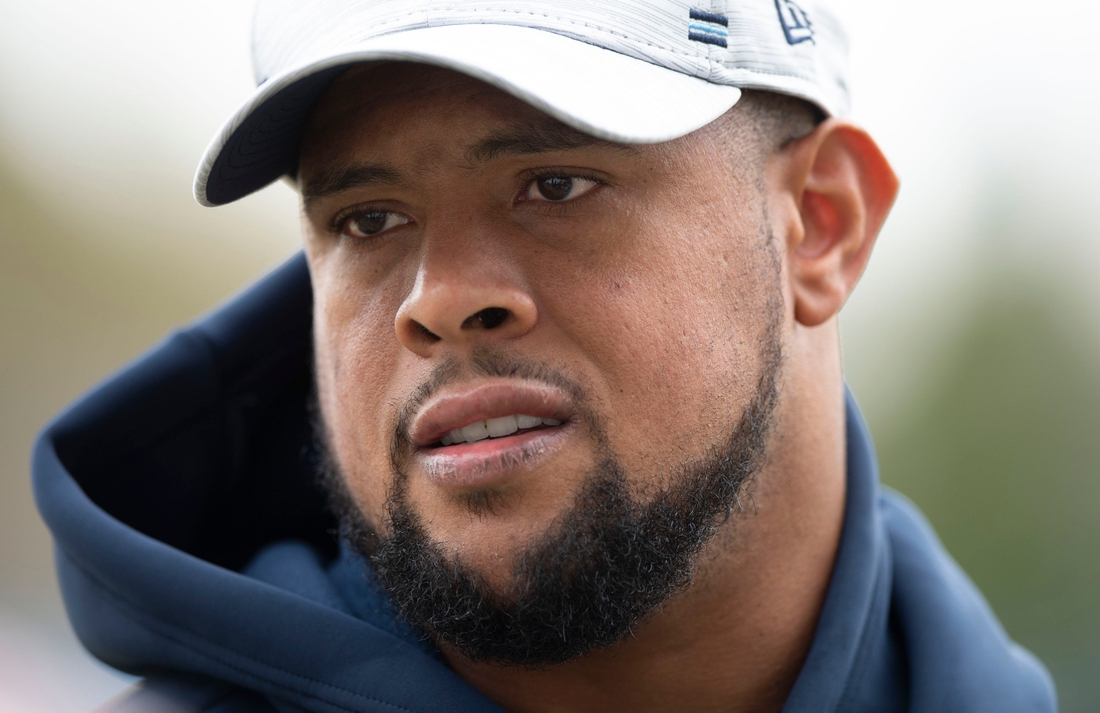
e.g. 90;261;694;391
299;63;787;660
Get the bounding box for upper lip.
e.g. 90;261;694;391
409;380;575;447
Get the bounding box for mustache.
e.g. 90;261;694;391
389;347;594;459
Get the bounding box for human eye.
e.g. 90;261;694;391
334;209;411;239
519;174;601;203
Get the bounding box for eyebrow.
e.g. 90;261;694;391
301;119;634;208
301;163;403;209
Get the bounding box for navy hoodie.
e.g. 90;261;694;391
33;254;1057;713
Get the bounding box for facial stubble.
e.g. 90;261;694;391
317;265;783;669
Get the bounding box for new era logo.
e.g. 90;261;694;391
775;0;814;45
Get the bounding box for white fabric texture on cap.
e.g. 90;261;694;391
195;0;849;206
251;0;848;114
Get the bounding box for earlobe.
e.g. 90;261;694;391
779;120;899;327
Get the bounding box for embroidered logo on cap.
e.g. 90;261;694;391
688;8;729;48
775;0;814;45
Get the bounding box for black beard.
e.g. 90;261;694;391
317;341;781;667
317;316;782;668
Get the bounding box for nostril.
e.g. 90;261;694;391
464;307;509;330
478;308;509;329
413;321;441;343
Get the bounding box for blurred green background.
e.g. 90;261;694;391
1;1;1098;711
871;278;1100;709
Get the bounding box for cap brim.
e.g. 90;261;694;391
195;23;741;206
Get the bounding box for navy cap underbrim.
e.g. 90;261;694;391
202;65;349;206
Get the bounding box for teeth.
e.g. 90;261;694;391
441;414;564;445
486;415;519;438
461;421;490;443
516;414;542;429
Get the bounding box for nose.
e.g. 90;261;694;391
395;251;538;358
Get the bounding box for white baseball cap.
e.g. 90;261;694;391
194;0;849;206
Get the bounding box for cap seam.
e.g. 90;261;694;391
423;4;680;52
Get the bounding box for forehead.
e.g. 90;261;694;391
298;62;659;206
294;61;758;215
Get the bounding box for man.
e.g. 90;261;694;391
33;1;1056;711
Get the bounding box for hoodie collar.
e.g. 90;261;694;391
781;390;905;712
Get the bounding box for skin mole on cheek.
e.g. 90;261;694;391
603;267;631;295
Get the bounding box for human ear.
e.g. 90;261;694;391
772;119;899;327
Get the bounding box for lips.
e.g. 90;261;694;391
409;381;574;448
406;381;578;490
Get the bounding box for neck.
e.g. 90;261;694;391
443;324;848;713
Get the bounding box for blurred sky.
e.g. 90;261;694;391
1;1;1099;711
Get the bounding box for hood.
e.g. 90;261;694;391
33;253;502;713
33;253;1055;713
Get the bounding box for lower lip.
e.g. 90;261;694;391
415;423;572;490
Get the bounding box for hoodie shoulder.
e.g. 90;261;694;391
100;674;278;712
33;255;505;713
879;489;1057;712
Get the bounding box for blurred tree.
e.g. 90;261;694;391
873;276;1100;712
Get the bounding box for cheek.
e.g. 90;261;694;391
311;253;411;522
542;199;772;479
